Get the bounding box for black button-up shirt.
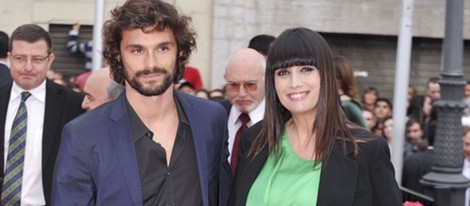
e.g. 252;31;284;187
127;96;202;206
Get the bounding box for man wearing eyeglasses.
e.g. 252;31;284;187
0;24;85;205
221;48;266;173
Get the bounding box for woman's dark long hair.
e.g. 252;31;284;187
334;55;359;99
248;27;358;162
407;95;428;124
103;0;196;85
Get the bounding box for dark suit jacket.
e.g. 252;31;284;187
0;63;12;87
402;149;433;202
0;79;85;205
228;121;402;206
52;91;232;206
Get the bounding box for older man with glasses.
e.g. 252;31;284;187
219;48;266;173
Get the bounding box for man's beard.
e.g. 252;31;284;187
124;66;174;96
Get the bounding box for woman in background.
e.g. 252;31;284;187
228;27;401;206
334;55;367;128
361;86;379;111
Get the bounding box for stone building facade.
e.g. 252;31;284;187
212;0;470;100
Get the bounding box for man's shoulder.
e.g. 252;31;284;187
0;64;12;86
178;91;226;112
67;101;115;128
0;63;8;70
47;80;83;99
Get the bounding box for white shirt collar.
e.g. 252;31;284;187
11;80;47;103
229;98;265;126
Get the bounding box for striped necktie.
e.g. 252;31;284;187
1;91;31;206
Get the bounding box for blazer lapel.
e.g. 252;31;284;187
42;80;65;167
108;94;143;204
239;145;268;190
174;92;210;206
231;141;268;206
317;141;359;206
0;84;11;175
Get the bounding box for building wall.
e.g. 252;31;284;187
0;0;213;87
212;0;470;96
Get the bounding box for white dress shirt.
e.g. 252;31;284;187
227;99;265;162
4;81;46;206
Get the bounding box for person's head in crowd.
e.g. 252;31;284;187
464;81;470;99
407;85;417;107
0;30;9;60
426;77;441;101
103;0;196;93
9;24;55;90
414;139;429;152
406;118;424;144
407;95;432;124
463;126;470;160
224;48;266;113
81;66;124;111
248;34;275;58
423;95;433;118
334;55;359;99
374;98;393;119
361;86;379;111
382;116;393;144
209;88;225;101
362;108;377;130
195;88;209;99
47;68;66;85
177;80;195;95
46;69;56;80
372;117;385;137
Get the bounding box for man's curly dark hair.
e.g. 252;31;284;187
103;0;196;85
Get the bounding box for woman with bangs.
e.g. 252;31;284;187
228;27;401;206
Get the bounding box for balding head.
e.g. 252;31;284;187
224;48;266;113
81;66;124;111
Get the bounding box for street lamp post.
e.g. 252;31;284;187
420;0;470;205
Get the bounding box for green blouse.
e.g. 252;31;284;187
246;130;322;206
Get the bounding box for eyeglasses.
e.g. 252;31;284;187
226;81;258;92
11;54;50;66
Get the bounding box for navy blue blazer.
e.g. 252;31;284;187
52;91;232;206
228;121;402;206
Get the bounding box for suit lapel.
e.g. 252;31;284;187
0;84;11;174
108;94;143;204
42;80;65;167
237;144;268;201
174;92;210;206
317;141;359;206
